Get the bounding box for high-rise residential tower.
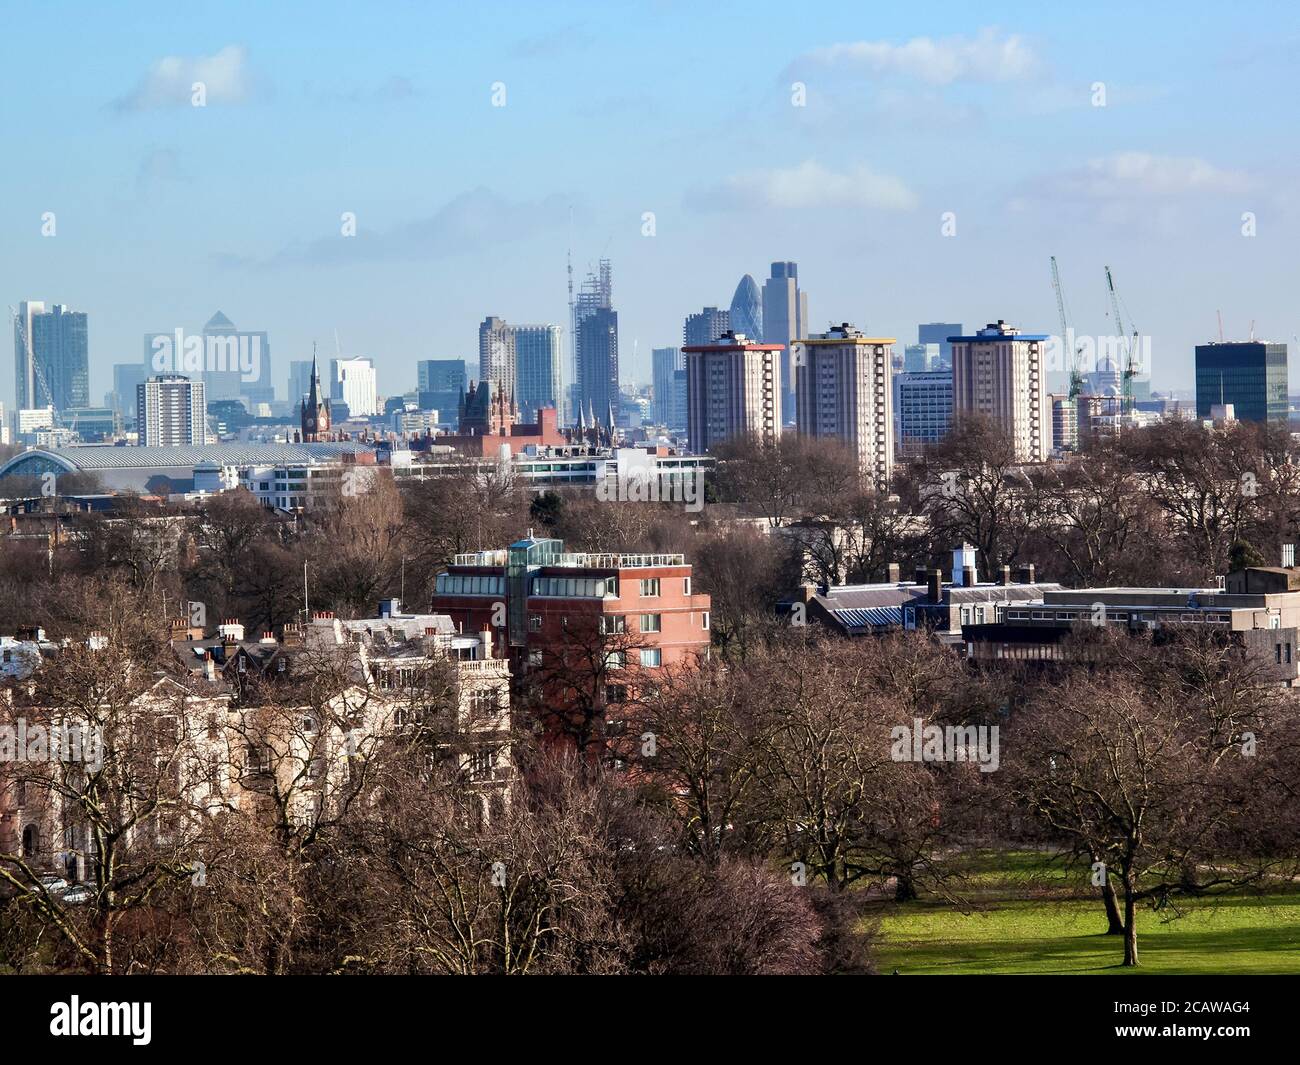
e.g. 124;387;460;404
18;303;88;412
794;323;894;487
761;262;808;424
950;320;1050;462
681;329;781;454
478;316;517;398
137;374;206;446
1194;341;1288;424
683;306;730;348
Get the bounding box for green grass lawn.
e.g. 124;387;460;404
873;851;1300;974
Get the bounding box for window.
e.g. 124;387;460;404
1276;643;1282;664
702;612;710;631
470;748;496;780
683;577;691;595
528;614;542;632
528;650;543;669
640;578;660;597
469;688;498;719
605;684;627;704
606;651;625;669
639;648;662;668
600;614;626;635
640;613;661;633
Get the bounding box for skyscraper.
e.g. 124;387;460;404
13;300;44;412
137;374;206;446
918;323;961;368
512;324;564;419
18;303;89;412
479;316;517;398
651;346;683;425
109;363;147;423
330;356;378;417
201;312;271;407
683;306;730;347
416;358;469;414
950;320;1050;462
761;262;808;424
574;262;618;425
794;323;893;487
1194;341;1288;424
729;274;763;339
288;360;314;405
682;330;781;454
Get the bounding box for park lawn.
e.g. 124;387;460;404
873;852;1300;974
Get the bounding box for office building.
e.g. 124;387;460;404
761;262;809;424
1051;395;1079;452
903;343;941;373
918;323;961;368
670;368;688;432
950;320;1050;463
895;370;953;456
512;324;563;419
729;275;763;340
288;360;314;405
794;323;894;486
1194;341;1288;425
138;375;207;447
651;346;682;426
108;363;147;423
330;356;378;417
683;306;730;348
682;329;781;454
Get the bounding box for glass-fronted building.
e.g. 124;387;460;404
1194;342;1288;424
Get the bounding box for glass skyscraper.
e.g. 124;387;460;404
729;274;763;339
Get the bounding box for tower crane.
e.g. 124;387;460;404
1050;257;1085;399
1104;267;1140;415
9;306;62;429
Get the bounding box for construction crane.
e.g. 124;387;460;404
1104;266;1140;415
1050;256;1085;398
9;306;62;429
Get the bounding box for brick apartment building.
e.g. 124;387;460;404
431;534;712;753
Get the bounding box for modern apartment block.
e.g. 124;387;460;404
16;302;89;412
794;323;893;486
651;346;682;426
478;316;517;399
430;535;711;749
137;374;207;446
512;324;564;420
894;369;953;455
761;262;808;423
681;330;782;454
1194;341;1288;424
330;356;379;417
950;320;1050;462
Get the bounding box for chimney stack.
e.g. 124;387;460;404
927;568;943;603
1016;563;1036;584
963;566;976;588
886;562;901;583
914;565;928;585
1001;565;1012;586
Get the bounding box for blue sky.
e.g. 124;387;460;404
3;0;1298;404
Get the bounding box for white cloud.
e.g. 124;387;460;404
793;29;1041;85
1041;152;1253;199
114;45;254;111
690;160;918;213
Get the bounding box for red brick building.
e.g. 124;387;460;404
430;534;712;753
